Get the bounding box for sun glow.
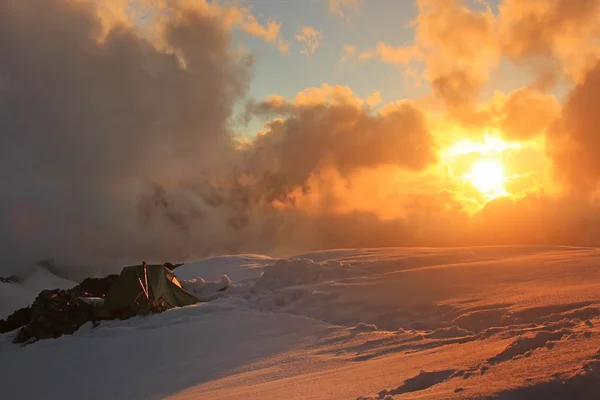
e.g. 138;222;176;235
439;131;525;201
466;158;507;197
444;132;522;159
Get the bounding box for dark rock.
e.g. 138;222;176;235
13;289;97;344
0;275;21;284
93;309;113;320
72;275;119;298
7;266;181;344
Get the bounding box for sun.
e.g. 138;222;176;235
466;158;507;197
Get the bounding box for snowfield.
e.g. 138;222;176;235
3;246;600;399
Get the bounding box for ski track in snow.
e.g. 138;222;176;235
3;246;600;399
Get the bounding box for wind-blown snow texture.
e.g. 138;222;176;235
3;246;600;399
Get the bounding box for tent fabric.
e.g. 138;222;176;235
104;264;199;310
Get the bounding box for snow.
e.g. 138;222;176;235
179;274;232;301
252;257;352;291
0;306;330;400
0;268;76;318
351;322;378;332
0;283;34;320
176;254;276;282
3;246;600;399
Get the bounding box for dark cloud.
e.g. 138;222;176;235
548;60;600;191
0;0;250;270
245;99;437;202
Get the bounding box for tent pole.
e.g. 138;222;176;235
143;262;149;299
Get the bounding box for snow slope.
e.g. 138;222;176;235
3;246;600;399
176;254;276;282
0;268;77;318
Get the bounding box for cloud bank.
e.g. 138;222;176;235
3;0;600;274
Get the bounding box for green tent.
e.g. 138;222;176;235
104;264;199;310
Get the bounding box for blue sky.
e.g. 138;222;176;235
225;0;574;140
241;1;423;102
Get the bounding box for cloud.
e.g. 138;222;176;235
467;192;600;247
220;4;290;53
342;42;420;66
246;85;437;200
359;0;501;118
293;83;364;107
366;91;382;107
338;47;372;63
499;0;600;84
0;0;251;268
296;25;323;55
548;60;600;191
112;0;290;53
374;42;421;65
404;67;424;89
328;0;365;19
0;0;470;276
338;44;356;64
414;0;500;109
6;0;600;277
359;51;374;61
489;87;559;141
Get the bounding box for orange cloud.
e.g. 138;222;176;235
366;91;382;108
338;44;356;64
103;0;290;53
216;3;290;53
345;42;420;67
363;0;501;115
296;25;323;55
404;67;424;89
359;51;373;61
415;0;500;108
328;0;365;19
246;86;437;201
548;60;600;191
499;0;600;84
374;42;421;65
295;84;363;107
490;87;559;140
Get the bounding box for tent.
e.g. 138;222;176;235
104;264;199;310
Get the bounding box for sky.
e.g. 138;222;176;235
243;0;422;104
244;1;571;108
2;0;600;273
